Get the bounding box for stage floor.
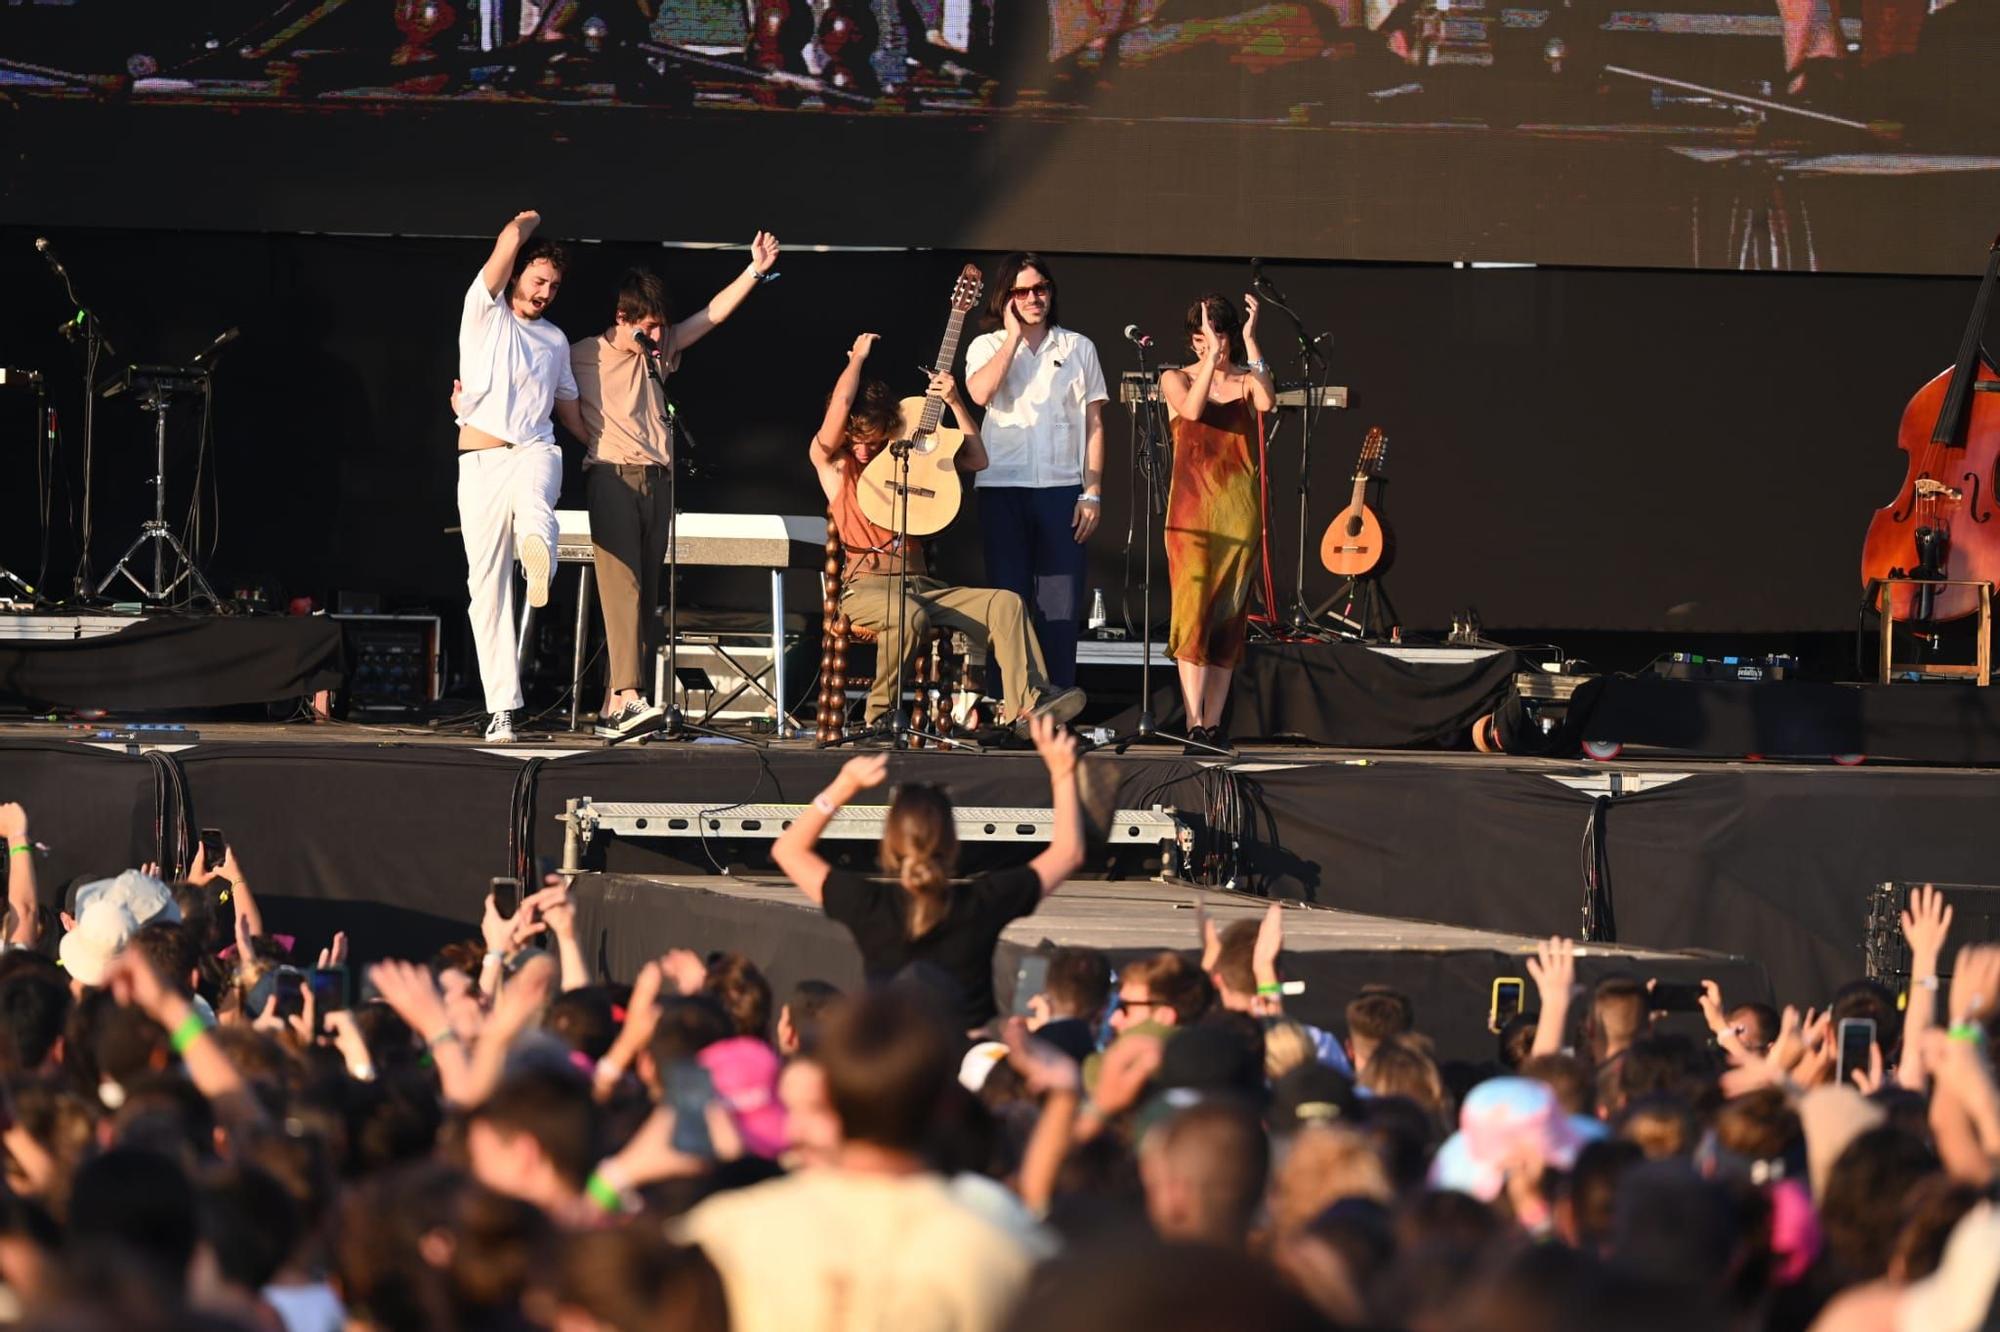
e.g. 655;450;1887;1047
1;716;1978;1011
569;873;1768;1066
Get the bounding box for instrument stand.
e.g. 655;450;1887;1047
1104;338;1228;759
95;384;219;605
1250;270;1345;641
820;435;973;752
633;361;760;749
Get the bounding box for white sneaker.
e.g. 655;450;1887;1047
484;709;517;744
519;534;552;609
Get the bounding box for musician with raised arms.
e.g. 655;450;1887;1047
452;209;585;745
568;233;781;739
812;332;1087;738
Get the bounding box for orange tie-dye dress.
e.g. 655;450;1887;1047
1165;396;1261;668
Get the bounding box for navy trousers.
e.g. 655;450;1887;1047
978;484;1085;689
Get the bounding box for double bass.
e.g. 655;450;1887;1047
1862;232;2000;623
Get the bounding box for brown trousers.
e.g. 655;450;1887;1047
842;574;1053;724
586;463;674;695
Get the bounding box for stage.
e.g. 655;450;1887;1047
5;713;1986;1014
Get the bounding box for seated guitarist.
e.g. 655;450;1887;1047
811;332;1087;737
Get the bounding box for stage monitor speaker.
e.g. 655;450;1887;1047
1866;881;2000;990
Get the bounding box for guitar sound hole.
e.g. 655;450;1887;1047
1346;516;1363;537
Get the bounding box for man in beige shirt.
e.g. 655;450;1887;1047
570;232;779;736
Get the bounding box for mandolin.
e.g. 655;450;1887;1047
856;262;983;537
1319;427;1389;576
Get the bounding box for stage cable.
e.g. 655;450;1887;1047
1579;794;1616;942
144;749;195;875
508;755;547;882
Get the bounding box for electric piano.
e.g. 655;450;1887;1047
548;510;824;735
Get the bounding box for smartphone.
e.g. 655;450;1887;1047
490;876;522;920
273;967;306;1019
199;827;227;867
663;1060;718;1159
1648;981;1705;1013
309;965;350;1014
1012;954;1052;1018
1489;976;1525;1033
1837;1017;1877;1085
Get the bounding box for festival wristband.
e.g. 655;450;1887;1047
749;266;780;285
584;1169;626;1214
813;793;839;816
427;1028;460;1049
1256;983;1282;997
7;844;28;856
170;1011;211;1055
1078;494;1102;506
1948;1022;1987;1044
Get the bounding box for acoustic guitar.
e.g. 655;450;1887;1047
1319;427;1389;576
855;262;984;537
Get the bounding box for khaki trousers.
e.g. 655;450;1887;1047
842;574;1053;723
586;463;674;695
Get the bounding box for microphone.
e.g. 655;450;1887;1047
1123;324;1152;348
193;326;240;363
633;329;661;356
1251;258;1286;303
34;237;66;279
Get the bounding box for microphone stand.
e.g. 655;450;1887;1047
632;344;759;748
41;248;115;602
1103;336;1227;758
1254;270;1353;639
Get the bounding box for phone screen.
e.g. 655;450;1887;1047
273;968;305;1019
1648;981;1704;1013
1012;954;1052;1018
490;876;522;920
199;827;227;866
1489;977;1524;1033
663;1061;718;1159
309;966;350;1014
1837;1018;1877;1084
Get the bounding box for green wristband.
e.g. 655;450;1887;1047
7;844;29;856
584;1169;624;1214
1256;983;1282;997
1948;1022;1988;1044
170;1011;210;1055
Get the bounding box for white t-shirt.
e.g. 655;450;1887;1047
963;326;1107;489
677;1168;1036;1332
454;275;577;447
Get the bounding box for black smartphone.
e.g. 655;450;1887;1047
199;827;227;867
273;967;306;1019
309;965;350;1014
1012;954;1052;1019
663;1060;718;1159
1837;1018;1877;1085
1489;977;1525;1033
1648;981;1704;1013
490;876;522;920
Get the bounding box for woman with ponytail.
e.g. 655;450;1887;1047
772;717;1086;1030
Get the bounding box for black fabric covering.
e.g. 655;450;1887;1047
1106;642;1523;747
0;742;172;893
567;873;1768;1064
0;615;344;711
1569;676;2000;765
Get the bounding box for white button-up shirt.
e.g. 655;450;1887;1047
963;325;1108;490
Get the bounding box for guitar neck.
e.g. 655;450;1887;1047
917;306;971;435
1348;473;1369;511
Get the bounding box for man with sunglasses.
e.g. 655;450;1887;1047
964;253;1109;691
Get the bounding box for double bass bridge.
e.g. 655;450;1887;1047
1914;477;1964;503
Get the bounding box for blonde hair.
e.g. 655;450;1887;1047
1270;1124;1393;1233
878;784;958;939
1264;1019;1317;1082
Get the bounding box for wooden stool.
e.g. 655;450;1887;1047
815;514;957;744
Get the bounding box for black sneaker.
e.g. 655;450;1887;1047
484;710;517;744
1027;686;1087;728
594;699;664;740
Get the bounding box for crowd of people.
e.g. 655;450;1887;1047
0;789;1998;1332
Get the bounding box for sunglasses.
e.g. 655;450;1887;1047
1010;282;1052;301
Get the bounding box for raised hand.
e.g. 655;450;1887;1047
1903;885;1954;973
1242;291;1262;341
510;210;541;237
315;931;349;970
480;892;515;955
1029;714;1078;780
1948;944;2000;1026
750;230;780;274
849;332;879;362
1002;1017;1082;1096
1526;937;1576;1010
1092;1031;1164;1117
0;802;26;843
661;948;708;997
368;960;451;1040
839;753;889;792
1850;1039;1886;1095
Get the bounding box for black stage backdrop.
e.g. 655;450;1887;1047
0;226;1980;678
0;614;344;710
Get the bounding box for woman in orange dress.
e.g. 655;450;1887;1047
1159;293;1275;750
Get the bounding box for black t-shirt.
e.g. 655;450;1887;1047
821;865;1044;1029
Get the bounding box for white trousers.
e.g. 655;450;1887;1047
457;443;562;714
